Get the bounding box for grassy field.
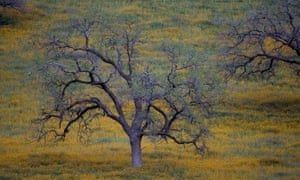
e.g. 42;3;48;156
0;0;299;179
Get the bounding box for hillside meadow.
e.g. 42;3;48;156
0;0;299;179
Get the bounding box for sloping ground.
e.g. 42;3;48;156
0;1;299;179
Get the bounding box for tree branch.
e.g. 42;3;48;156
222;0;300;77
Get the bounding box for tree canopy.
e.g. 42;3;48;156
32;18;220;167
221;0;300;78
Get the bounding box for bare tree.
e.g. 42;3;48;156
221;0;300;78
32;18;217;167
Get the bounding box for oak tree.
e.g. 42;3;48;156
221;0;300;78
32;18;217;167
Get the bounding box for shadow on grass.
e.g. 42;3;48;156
0;15;17;26
258;158;282;166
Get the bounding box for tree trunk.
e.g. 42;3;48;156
130;134;142;167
